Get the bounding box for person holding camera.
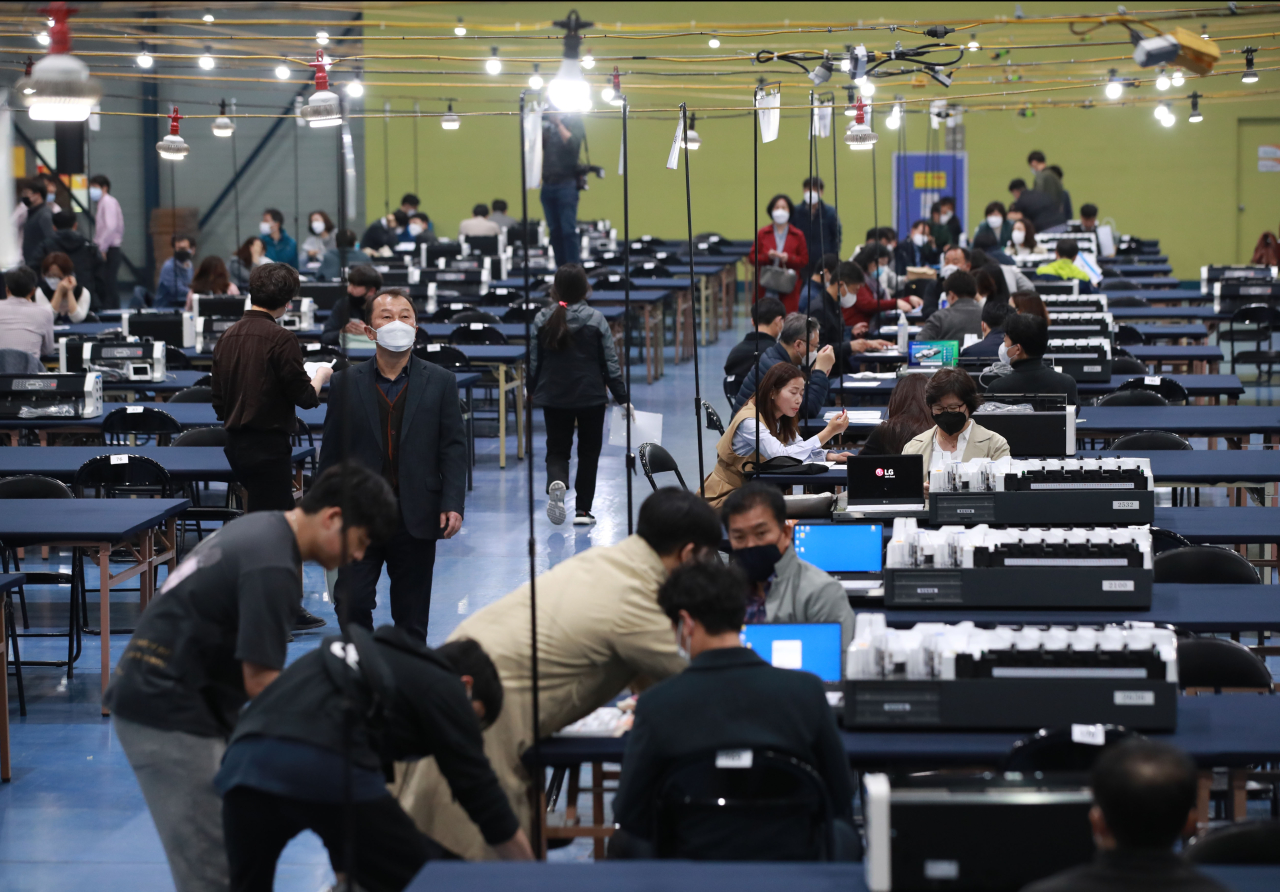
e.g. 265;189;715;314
540;112;587;266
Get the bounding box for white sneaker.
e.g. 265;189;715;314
547;481;567;525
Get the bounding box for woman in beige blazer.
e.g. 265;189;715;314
903;367;1010;475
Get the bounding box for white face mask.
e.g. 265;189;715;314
802;190;819;205
88;186;103;202
675;618;691;661
771;208;790;225
940;264;958;279
373;319;416;352
911;233;927;247
839;286;857;308
408;223;425;237
47;191;57;202
310;220;326;235
806;350;819;367
259;221;273;236
44;276;61;291
1001;341;1017;365
939;211;953;224
986;215;1003;230
1011;228;1026;245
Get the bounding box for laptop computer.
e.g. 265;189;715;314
740;623;843;691
844;454;926;513
793;522;883;591
898;340;959;375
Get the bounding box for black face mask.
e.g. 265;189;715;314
934;410;969;436
732;543;783;583
20;196;32;208
173;249;192;263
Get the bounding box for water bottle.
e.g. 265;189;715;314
896;311;908;352
939;294;949;310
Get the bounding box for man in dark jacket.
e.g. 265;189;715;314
985;312;1079;404
19;178;54;269
216;628;533;890
1023;740;1228;892
961;298;1012;358
319;290;469;641
611;560;856;860
724;297;785;402
1009;179;1067;233
895;219;941;273
732;313;834;419
320;263;383;347
43;210;101;310
792;177;841;275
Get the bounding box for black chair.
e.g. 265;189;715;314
638;443;688;491
165;345;192;371
1111;430;1191;450
703;401;725;436
300;344;350;371
101;406;183;447
501;305;540;324
1116;375;1188;404
1104;279;1138;290
427;304;466;323
1154;545;1261;585
1002;725;1142;773
652;749;836;861
464;234;501;257
1149;527;1194;555
1177;636;1273;691
450;309;502;325
1111;357;1149;374
630;263;672;278
167;385;214;404
723;374;740;409
193;373;212;387
1107;295;1148;308
449;324;508;346
1098;389;1168;407
0;475;82;716
1231;350;1280;386
1186;821;1280;864
415;343;470;371
1221;304;1278;373
1115;324;1144;346
173;427;243;547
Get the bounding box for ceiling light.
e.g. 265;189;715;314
17;10;101;122
136;49;153;69
441;102;460;130
1105;69;1122;99
1242;48;1259;84
840;56;851;72
345;78;364;98
581;54;595;69
529;63;544;90
708;37;720;48
1171;69;1185;87
607;66;624;106
860;79;876;97
885;102;903;130
299;50;341;128
486;47;502;75
1188;92;1203;123
36;31;50;46
202;12;214;23
547;11;593;112
1159;104;1175;127
1155;67;1170;90
212;99;235;136
600;85;613;102
809;51;834;86
844;97;877;150
316;31;329;46
681;112;701;150
275;65;289;80
156;107;189;160
454;18;466;37
198;47;215;70
967;34;981;51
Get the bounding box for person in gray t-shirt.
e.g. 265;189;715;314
0;267;54;360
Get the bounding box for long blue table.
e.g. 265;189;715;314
1076;405;1280;440
1102;262;1174;275
1124;345;1222;371
409;861;1278;892
1102;289;1209;304
1111;306;1225;321
0;402;327;438
1153;506;1280;545
830;374;1244;403
0;446;313;482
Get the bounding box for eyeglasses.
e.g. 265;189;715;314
931;403;967;414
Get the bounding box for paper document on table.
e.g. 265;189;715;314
842;381;884;388
828;410;884;423
557;707;633;738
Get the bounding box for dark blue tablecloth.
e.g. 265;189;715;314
1153;506;1280;544
1076;406;1280;436
0;446;313;481
0;498;190;544
588;289;676;305
1078;449;1277;484
0;403;328;432
1126;345;1223;362
1111;306;1224;321
1102;289;1207;303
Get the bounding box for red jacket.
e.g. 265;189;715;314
841;283;898;328
746;224;809;313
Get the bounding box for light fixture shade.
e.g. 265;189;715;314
1189;111;1203;123
212;116;235;136
547;56;591;111
530;74;545;90
18;53;101;122
599;85;613;102
1105;81;1122;99
199;48;215;70
1171;69;1185;86
136;51;153;69
681;128;701;150
156;134;189;160
1155;69;1170;90
885;108;902;130
301;90;342;127
844;120;878;150
441;104;460;130
860;80;877;97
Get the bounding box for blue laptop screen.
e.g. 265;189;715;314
793;523;883;573
740;623;843;683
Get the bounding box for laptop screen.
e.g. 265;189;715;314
845;454;925;498
740;623;843;682
908;340;959;368
793;523;883;573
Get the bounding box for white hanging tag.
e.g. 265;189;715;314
667;115;684;170
757;85;781;143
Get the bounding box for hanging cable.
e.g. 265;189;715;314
229;98;241;248
383;100;390;213
413;100;420;196
293;116;299;245
680;102;706;495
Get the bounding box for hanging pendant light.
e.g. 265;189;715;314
681;112;701;150
441;103;460;130
212;99;235;137
844;97;877;150
547;10;594;112
16;3;101;122
299;49;341;128
156;107;190;160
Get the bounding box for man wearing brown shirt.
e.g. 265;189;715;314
212;263;332;512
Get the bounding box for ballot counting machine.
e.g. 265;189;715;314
1201;263;1277;294
1047;311;1115;338
59;337;166;382
192;295;251;354
1041;293;1107;313
1213;279;1280;315
928;457;1155;524
881;519;1153;609
0;372;103;418
842;613;1177;731
278;297;315;331
121;310;196;349
1043;336;1112;381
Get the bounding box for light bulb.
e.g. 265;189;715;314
275;65;289;80
530;73;545;89
1171;69;1185;87
1243;69;1259;84
967;37;981;51
454;19;467;37
681;128;701;150
860;80;876;97
885;108;902;130
581;54;595;69
316;31;329;46
36;31;50;46
845;119;877;150
548;56;591;112
708;38;720;48
600;85;613;102
212;117;234;137
486;48;502;75
136;51;153;69
442;104;460;130
1155;69;1170;90
840;57;851;72
18;53;102;122
1153;104;1166;120
202;13;214;23
1161;110;1175;127
345;79;364;98
1189;110;1202;123
199;49;215;71
1105;80;1122;99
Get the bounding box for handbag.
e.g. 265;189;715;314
758;260;797;295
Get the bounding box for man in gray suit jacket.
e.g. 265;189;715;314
918;269;983;346
318;290;467;640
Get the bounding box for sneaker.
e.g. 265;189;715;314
547;481;567;525
573;511;596;526
294;608;327;631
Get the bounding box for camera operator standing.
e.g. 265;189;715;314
541;112;586;266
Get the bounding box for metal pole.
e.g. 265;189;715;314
293;118;300;247
383;100;390;214
622;97;634;532
752;87;761;469
413;101;420;196
230;99;241;248
680;104;705;495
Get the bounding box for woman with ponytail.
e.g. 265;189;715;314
530;264;628;526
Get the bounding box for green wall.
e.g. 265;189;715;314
362;3;1280;277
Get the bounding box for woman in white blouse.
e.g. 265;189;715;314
35;252;91;323
903;367;1010;480
703;361;851;508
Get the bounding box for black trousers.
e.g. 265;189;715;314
224;430;295;513
223;786;454;892
543;404;606;513
335;518;436;641
100;246;122;309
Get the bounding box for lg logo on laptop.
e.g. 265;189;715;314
875;467;895;478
